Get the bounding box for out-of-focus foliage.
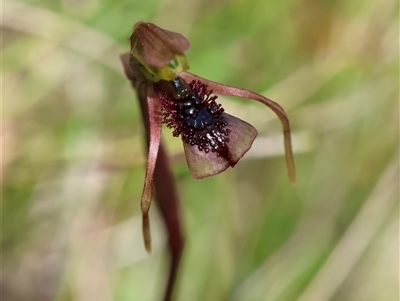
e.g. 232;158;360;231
3;0;398;300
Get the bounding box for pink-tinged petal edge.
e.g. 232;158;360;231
141;86;163;253
183;113;257;179
180;71;296;185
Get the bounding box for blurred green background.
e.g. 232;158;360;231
3;0;398;300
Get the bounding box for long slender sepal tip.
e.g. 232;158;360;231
284;133;296;185
143;213;152;253
289;168;296;185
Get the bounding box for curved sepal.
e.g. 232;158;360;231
130;22;190;81
140;85;162;253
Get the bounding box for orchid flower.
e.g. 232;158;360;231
120;21;296;300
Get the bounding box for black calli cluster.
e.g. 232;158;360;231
157;77;233;164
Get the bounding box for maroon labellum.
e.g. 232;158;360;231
154;77;258;179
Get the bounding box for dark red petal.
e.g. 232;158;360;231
180;72;296;184
183;113;257;179
131;22;190;68
140;85;162;253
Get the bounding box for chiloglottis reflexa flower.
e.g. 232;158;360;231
121;22;296;254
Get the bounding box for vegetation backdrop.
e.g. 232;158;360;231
3;0;398;300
